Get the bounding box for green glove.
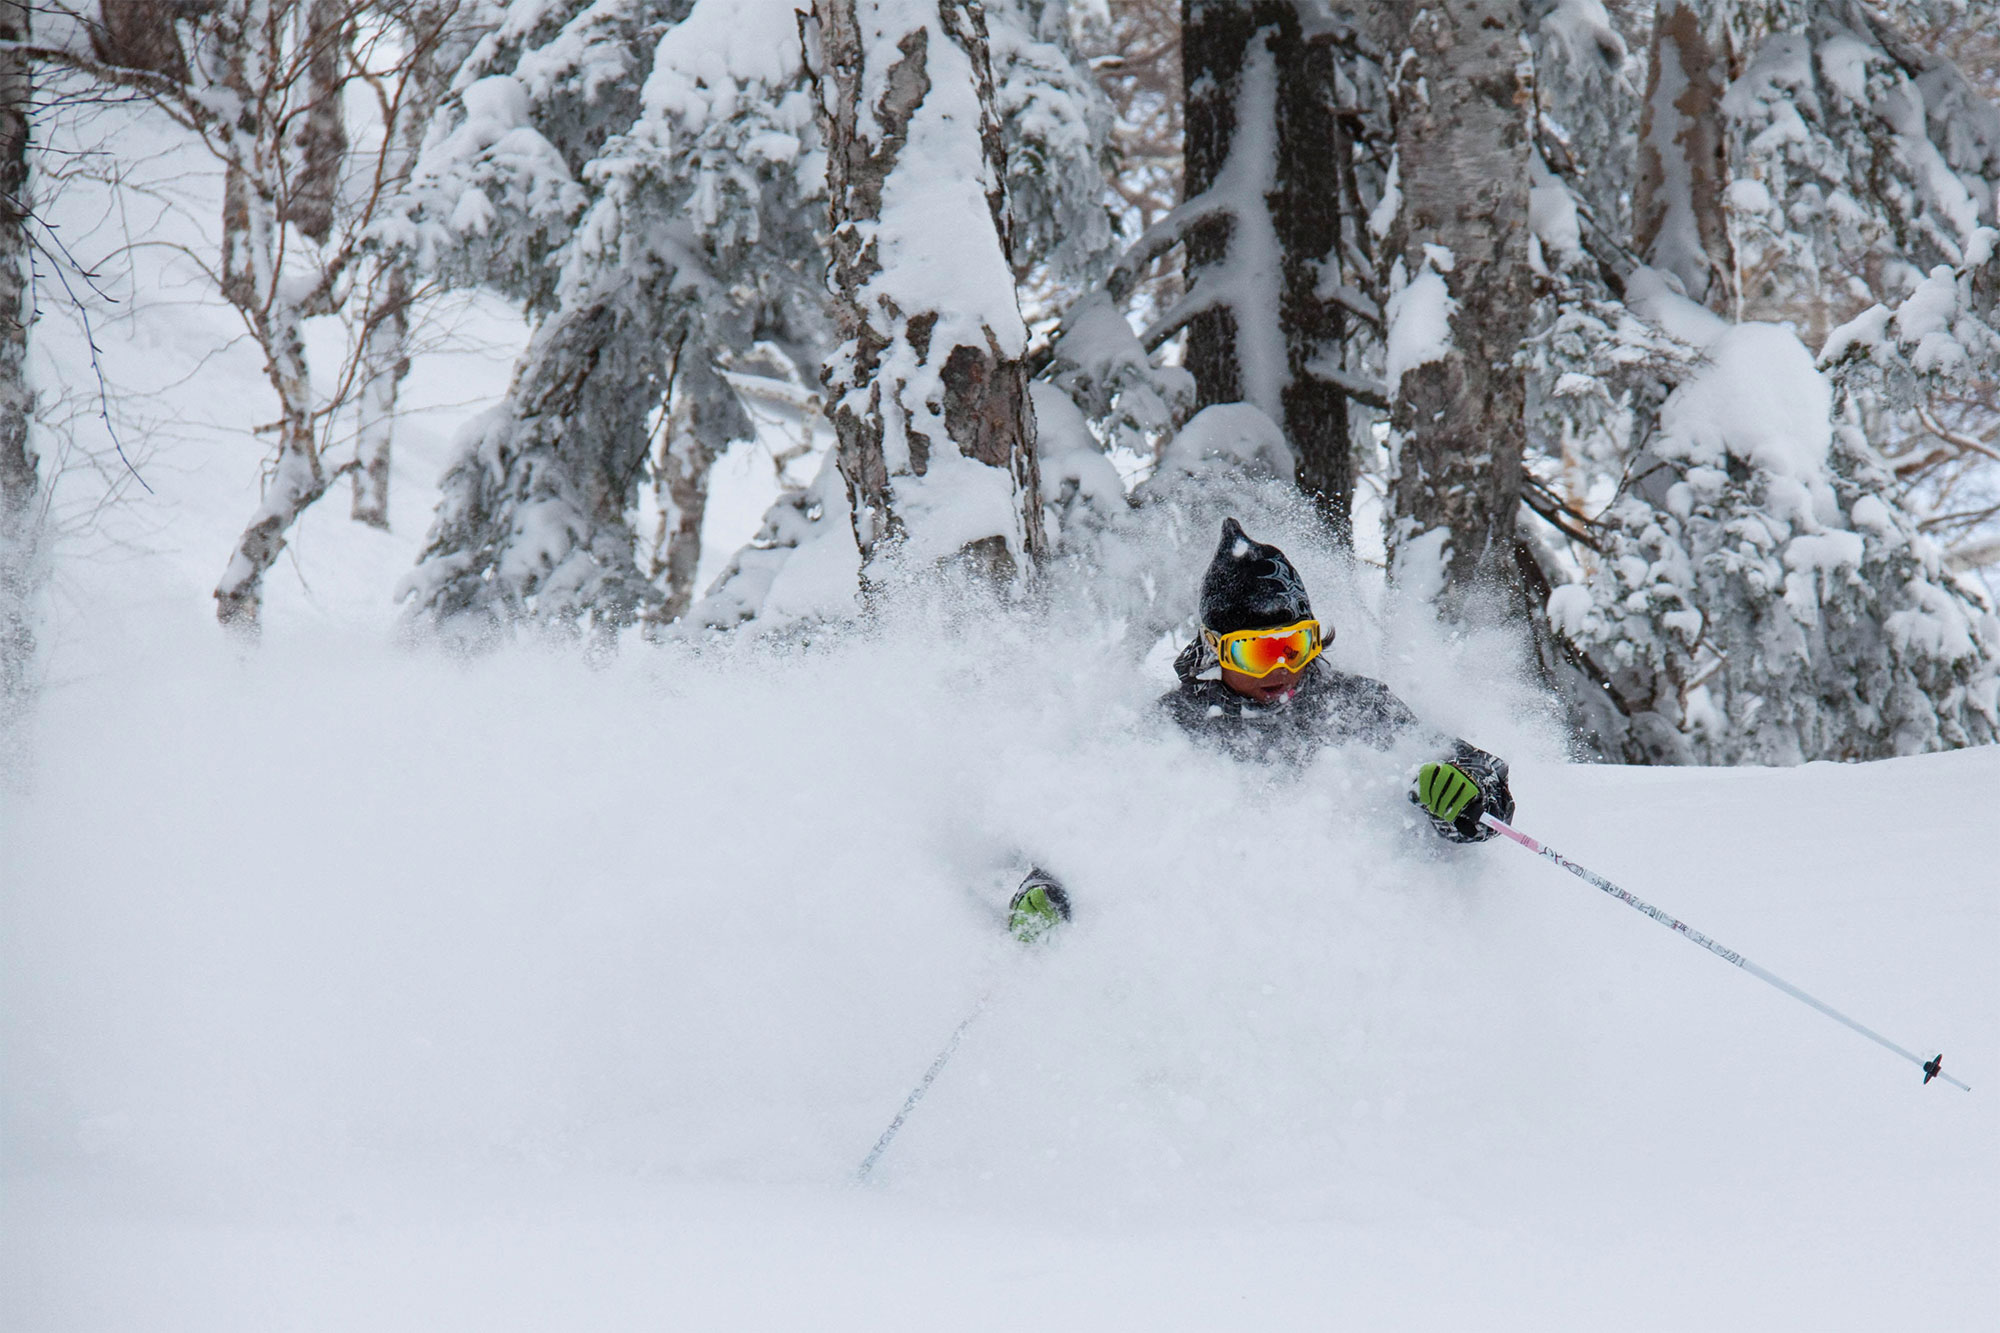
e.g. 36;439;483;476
1415;761;1483;824
1008;874;1071;944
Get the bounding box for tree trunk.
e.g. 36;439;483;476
350;1;474;529
1181;0;1258;412
1182;1;1353;543
213;0;329;631
286;0;348;243
0;0;37;720
1633;0;1734;311
90;0;190;78
350;257;406;528
1380;1;1535;621
813;0;1045;589
647;375;719;624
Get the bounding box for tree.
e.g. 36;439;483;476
1;0;36;721
811;0;1045;589
1179;1;1369;544
1632;0;1733;311
22;1;483;630
351;1;484;529
395;0;828;637
1374;0;1536;621
1525;0;2000;762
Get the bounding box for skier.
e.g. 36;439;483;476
1007;517;1515;941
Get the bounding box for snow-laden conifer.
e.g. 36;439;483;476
397;0;829;636
1526;0;2000;761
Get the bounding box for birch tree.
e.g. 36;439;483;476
351;1;481;529
811;0;1045;589
0;0;36;719
22;1;480;630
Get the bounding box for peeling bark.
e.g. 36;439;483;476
287;0;348;243
350;259;407;528
1381;0;1536;621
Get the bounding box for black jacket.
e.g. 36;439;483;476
1159;642;1514;843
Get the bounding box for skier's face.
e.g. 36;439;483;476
1222;662;1302;704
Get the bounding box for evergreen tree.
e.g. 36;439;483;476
395;0;828;636
1529;0;2000;761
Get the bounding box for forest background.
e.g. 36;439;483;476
0;0;1996;769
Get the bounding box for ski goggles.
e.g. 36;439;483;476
1201;618;1326;678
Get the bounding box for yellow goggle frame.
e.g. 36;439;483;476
1201;618;1326;679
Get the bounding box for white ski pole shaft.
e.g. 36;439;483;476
856;989;994;1181
1482;814;1971;1093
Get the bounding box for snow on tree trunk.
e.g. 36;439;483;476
350;259;407;529
351;1;473;530
1181;1;1353;543
213;0;331;632
1633;0;1734;311
0;0;37;722
812;0;1045;588
1380;1;1535;620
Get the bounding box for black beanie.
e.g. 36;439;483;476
1199;518;1315;634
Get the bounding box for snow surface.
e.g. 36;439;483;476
4;604;1995;1330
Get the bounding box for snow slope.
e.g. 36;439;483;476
3;606;1994;1331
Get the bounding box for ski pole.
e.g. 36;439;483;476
855;874;1072;1181
1481;814;1971;1092
856;988;993;1182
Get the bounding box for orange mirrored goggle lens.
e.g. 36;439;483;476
1215;621;1321;677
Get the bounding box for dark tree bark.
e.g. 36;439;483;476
1633;0;1734;310
90;0;192;79
1182;1;1353;544
287;0;351;244
1181;0;1256;411
0;0;36;718
814;0;1045;588
1380;0;1535;621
